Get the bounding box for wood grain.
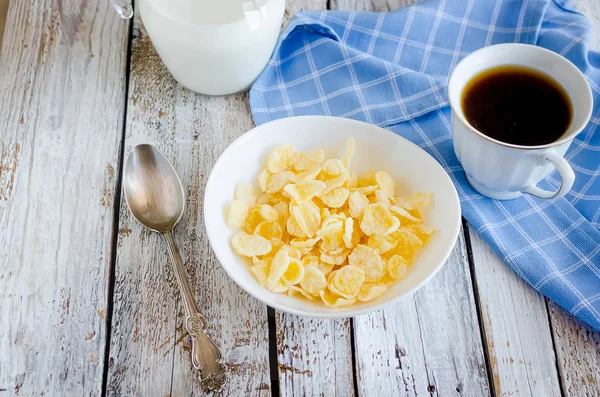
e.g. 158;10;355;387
105;5;270;396
0;0;129;395
352;227;490;396
276;315;355;396
469;229;560;396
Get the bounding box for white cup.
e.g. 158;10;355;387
448;43;593;200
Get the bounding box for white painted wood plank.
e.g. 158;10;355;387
548;303;600;396
276;315;355;396
0;0;129;395
469;229;560;396
548;1;600;396
106;7;271;396
353;227;490;396
168;92;272;396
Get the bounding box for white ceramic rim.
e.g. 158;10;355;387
448;43;593;151
203;116;461;318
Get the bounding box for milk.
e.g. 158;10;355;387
139;0;285;95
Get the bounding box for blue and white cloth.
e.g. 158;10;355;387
249;0;600;330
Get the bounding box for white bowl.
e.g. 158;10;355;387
204;116;461;318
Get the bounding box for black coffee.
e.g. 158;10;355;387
461;65;572;146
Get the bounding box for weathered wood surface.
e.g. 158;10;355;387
3;0;600;396
351;226;490;396
0;0;129;395
105;3;271;396
276;316;355;396
469;230;561;396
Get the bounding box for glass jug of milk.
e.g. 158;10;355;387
111;0;285;96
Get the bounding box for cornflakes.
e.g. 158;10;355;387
348;244;386;282
227;200;249;230
320;187;350;208
226;139;435;308
232;232;272;257
234;182;257;206
300;266;327;296
267;145;297;174
284;180;326;203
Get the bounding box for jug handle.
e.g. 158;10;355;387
110;0;133;19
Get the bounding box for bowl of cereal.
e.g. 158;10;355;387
204;116;460;318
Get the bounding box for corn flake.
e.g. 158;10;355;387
266;171;296;194
250;263;269;287
320;187;349;208
322;159;346;176
375;171;395;197
391;205;421;223
320;249;349;265
227;200;249;230
357;283;388;302
232;232;272;257
294;148;324;171
348;244;386;282
284;180;326;203
342;138;355;169
290;237;320;249
266;250;290;290
367;234;396;254
287;215;308;238
256;194;270;205
360;203;396;236
295;165;321;182
317;217;345;252
292;201;321;237
348;191;369;219
319;288;356;308
328;265;365;299
267;145;297;174
288;285;315;300
234;182;257;206
254;221;283;241
387;254;409;280
300;266;327;296
343;217;361;249
281;257;305;285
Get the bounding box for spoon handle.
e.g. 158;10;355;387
163;231;227;392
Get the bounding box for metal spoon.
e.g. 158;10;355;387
122;144;226;392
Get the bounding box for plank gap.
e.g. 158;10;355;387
545;299;567;397
462;218;497;397
349;318;360;396
101;12;135;397
267;307;281;397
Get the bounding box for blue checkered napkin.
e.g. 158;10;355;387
249;0;600;330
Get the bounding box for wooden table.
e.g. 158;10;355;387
1;0;599;396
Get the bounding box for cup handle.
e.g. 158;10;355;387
521;151;575;199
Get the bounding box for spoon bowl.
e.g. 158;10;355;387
123;144;185;232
